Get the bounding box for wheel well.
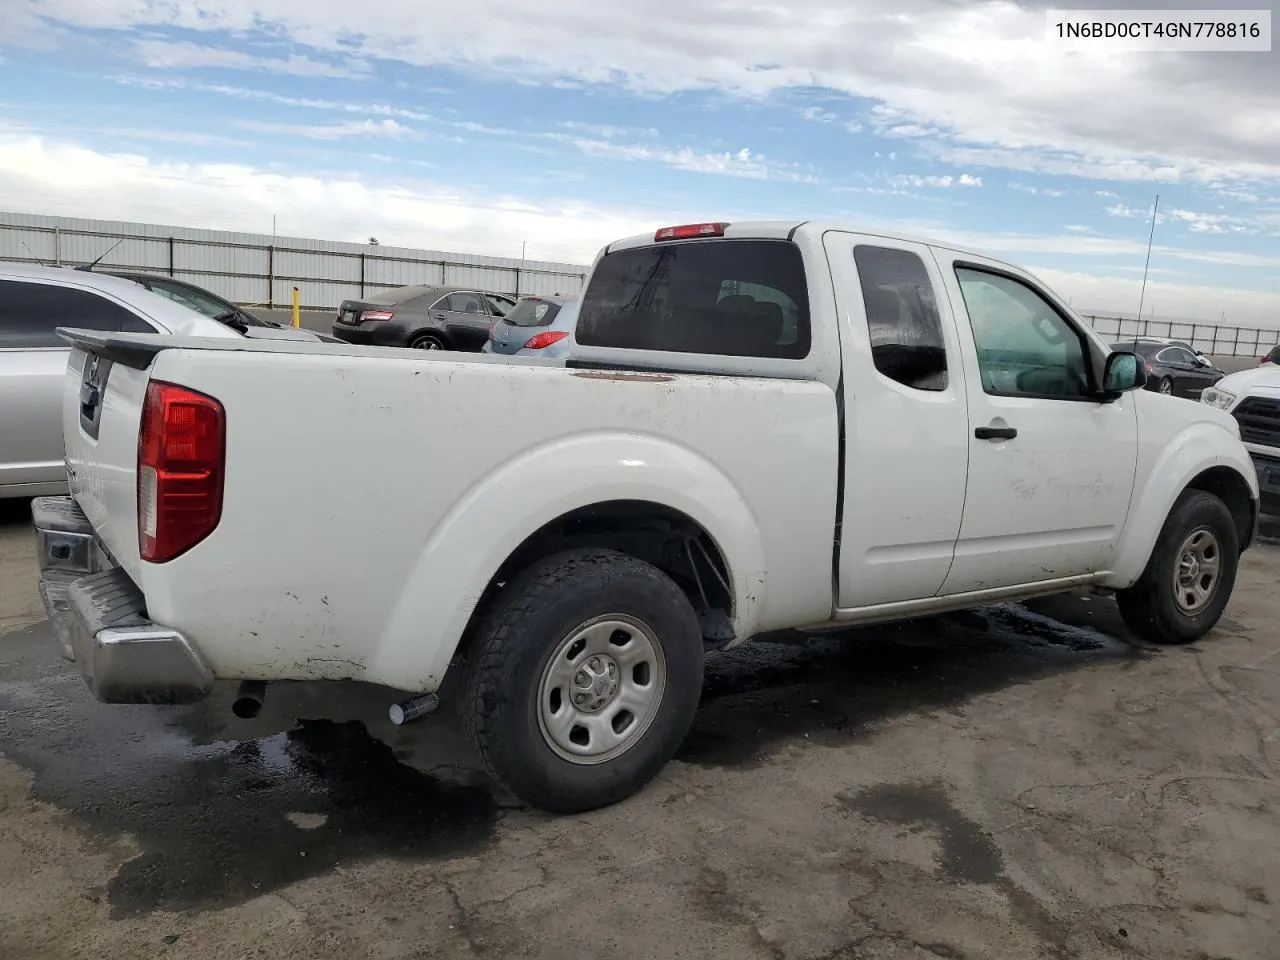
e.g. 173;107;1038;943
1186;466;1254;551
410;329;446;346
456;501;736;662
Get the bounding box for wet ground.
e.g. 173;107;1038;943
1;497;1278;960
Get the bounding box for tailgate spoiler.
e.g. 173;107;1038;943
57;328;172;370
54;328;574;367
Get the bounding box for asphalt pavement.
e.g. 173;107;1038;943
2;498;1278;959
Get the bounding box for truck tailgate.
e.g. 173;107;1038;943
60;334;155;585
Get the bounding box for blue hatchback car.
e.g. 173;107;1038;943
482;295;578;359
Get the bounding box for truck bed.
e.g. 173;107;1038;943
59;331;840;692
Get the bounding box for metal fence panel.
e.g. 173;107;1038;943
366;256;445;289
173;241;266;278
1;211;589;310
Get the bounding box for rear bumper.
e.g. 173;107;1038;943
31;495;214;704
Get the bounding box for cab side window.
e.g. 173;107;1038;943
955;267;1092;399
854;245;948;391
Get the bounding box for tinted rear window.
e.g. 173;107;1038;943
504;299;562;328
575;239;810;359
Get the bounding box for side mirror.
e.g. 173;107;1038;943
1102;351;1146;395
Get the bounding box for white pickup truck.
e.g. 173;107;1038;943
33;220;1259;813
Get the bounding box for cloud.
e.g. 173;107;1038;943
569;138;818;181
134;39;368;79
112;76;437;121
800;106;837;123
1009;182;1066;197
557;121;660;139
0;129;671;263
238;118;423;140
10;0;1278;186
889;173;982;189
1105;200;1272;235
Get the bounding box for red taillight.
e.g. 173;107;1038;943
654;222;728;241
360;310;394;322
138;380;225;564
524;330;569;350
1262;356;1272;364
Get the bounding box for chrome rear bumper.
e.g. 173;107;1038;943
31;495;214;704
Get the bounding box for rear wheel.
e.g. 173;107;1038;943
410;333;445;350
460;548;704;813
1116;490;1238;644
1157;376;1173;394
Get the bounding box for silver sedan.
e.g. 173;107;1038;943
0;264;320;499
482;296;579;359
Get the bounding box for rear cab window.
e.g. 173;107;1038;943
575;239;810;359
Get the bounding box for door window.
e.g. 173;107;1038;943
445;292;487;314
0;280;153;348
955;267;1092;399
854;245;948;391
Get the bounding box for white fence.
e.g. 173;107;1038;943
0;211;589;310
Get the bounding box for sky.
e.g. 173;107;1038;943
0;0;1277;325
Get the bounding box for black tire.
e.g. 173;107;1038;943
1156;376;1173;394
460;548;703;814
410;332;446;350
1116;490;1238;645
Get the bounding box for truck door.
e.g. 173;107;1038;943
932;251;1139;594
822;232;971;607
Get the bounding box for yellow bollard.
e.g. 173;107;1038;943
292;287;300;328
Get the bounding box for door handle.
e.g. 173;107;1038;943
975;425;1017;440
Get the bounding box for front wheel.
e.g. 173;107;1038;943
460;548;704;813
1116;490;1239;644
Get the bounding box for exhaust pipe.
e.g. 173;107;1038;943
389;693;440;725
232;680;267;719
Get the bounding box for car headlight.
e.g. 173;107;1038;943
1201;387;1237;410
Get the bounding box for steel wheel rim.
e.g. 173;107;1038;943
1172;525;1221;615
536;614;667;765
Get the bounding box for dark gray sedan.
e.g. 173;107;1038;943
332;284;517;351
1110;339;1225;399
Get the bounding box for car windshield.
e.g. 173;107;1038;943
137;278;267;329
